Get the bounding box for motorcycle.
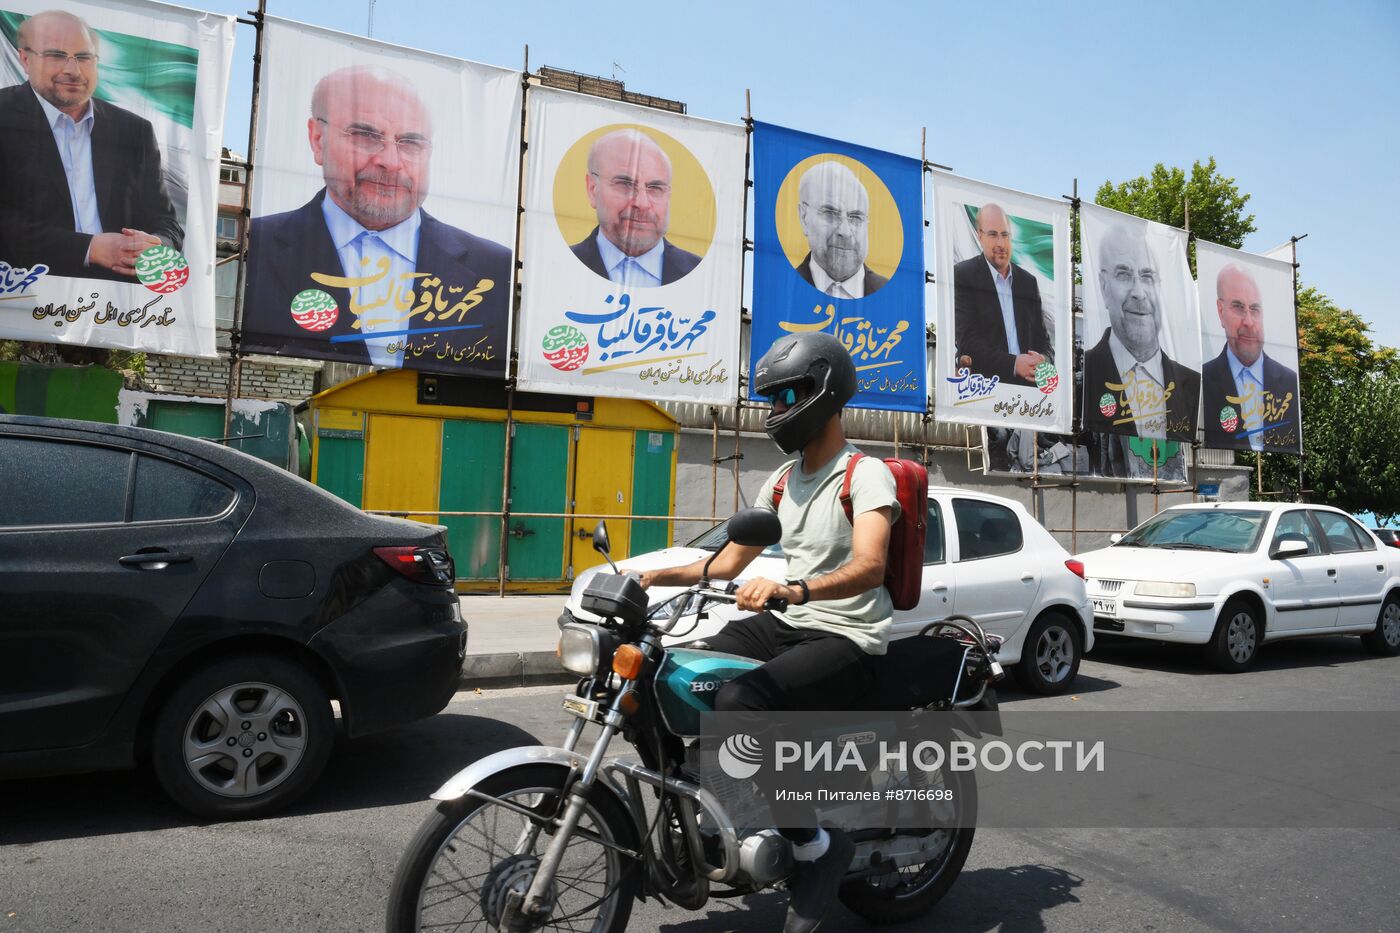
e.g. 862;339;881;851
386;508;1005;932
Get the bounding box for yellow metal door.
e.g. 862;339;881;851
570;427;635;576
363;414;443;524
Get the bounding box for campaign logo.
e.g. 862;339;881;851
135;245;189;294
1098;393;1117;418
718;733;764;780
1035;362;1060;395
290;289;339;332
542;324;590;372
1219;406;1239;433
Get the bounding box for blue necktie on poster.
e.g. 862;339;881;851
749;122;927;413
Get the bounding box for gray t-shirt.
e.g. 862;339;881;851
754;444;901;655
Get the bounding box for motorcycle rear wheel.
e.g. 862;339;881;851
838;768;977;924
385;764;638;933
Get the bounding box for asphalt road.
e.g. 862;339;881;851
3;635;1398;932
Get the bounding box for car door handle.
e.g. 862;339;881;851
1020;572;1035;582
930;582;948;592
1327;568;1337;576
119;551;193;569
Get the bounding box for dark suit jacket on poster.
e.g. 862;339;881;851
243;189;513;374
1201;347;1301;451
1082;328;1200;441
951;256;1049;386
570;227;702;285
0;83;183;281
795;253;888;298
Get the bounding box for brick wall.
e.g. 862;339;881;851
144;354;319;402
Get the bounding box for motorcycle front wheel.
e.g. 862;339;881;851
386;764;639;933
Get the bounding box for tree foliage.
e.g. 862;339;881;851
1095;158;1256;272
1251;286;1400;520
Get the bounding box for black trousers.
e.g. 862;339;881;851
698;612;876;842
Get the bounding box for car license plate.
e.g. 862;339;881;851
1091;597;1118;617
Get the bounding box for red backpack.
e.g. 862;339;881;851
771;453;929;610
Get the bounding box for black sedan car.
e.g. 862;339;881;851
0;415;466;818
1371;528;1400;549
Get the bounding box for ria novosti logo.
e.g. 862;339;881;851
716;732;1106;778
718;733;764;779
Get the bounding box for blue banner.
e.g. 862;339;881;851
750;122;926;412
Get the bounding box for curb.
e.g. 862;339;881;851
461;651;576;690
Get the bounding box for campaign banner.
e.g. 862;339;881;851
1079;202;1200;480
241;17;521;377
983;428;1190;486
516;86;744;403
749;122;926;412
0;0;233;356
931;172;1071;431
1196;240;1301;453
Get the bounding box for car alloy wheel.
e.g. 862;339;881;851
152;654;333;819
1226;612;1257;664
1017;614;1082;695
1209;599;1261;672
1035;625;1075;685
181;681;309;798
1382;601;1400;648
1362;594;1400;655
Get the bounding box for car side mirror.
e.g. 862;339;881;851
1270;536;1309;560
1109;533;1123;545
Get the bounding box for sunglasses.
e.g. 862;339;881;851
764;386;808;407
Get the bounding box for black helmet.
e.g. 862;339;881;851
753;332;857;453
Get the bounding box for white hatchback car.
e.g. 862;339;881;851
1077;502;1400;671
562;488;1093;694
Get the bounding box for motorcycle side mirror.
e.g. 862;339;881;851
592;520;620;573
702;508;782;584
727;508;783;548
1109;533;1123;545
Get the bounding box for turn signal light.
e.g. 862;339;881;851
613;644;645;680
618;693;640;717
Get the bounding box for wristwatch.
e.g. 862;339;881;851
787;578;810;605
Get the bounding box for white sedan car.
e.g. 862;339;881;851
563;488;1093;694
1077;502;1400;671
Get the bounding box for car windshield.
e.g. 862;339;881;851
686;518;785;558
1116;510;1267;553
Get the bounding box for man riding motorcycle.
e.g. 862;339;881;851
638;331;899;933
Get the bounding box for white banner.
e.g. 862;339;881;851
931;172;1072;433
242;17;521;377
1079;202;1200;481
0;0;233;356
1196;239;1302;453
516;86;744;403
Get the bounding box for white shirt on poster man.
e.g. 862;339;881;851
322;195;421;368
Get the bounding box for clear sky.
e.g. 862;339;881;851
203;0;1400;349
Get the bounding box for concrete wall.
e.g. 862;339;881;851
672;428;1249;556
144;354;319;402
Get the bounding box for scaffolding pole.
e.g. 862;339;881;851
223;0;268;439
496;50;531;596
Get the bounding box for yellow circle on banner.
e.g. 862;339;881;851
552;124;717;276
774;153;903;285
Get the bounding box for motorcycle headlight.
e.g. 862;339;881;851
558;623;610;676
1134;581;1197;598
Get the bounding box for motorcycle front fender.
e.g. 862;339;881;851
431;744;634;808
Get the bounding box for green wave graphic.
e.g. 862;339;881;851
1;10;196;128
964;204;1056;282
